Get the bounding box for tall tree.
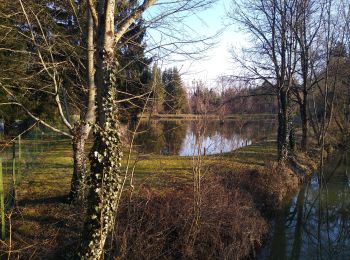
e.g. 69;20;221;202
0;0;149;202
150;63;166;114
0;0;97;202
292;0;323;151
230;0;299;162
80;0;156;258
163;67;189;114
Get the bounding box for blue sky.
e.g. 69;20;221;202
177;0;232;85
146;0;248;88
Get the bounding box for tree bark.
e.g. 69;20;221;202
80;1;124;258
277;89;289;162
79;1;156;257
68;123;89;202
68;10;96;203
300;93;308;151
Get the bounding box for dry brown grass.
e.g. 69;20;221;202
0;197;84;259
111;174;268;260
216;163;300;214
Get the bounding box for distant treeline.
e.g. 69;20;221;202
189;82;278;116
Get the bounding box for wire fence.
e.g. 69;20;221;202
0;127;68;240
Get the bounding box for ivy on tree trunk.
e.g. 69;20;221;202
80;86;123;259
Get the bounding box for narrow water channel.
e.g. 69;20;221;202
259;151;350;259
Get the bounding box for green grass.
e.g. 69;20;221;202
121;141;278;189
10;139;278;198
16;141;73;199
126;155;192;183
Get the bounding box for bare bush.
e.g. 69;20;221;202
111;174;268;260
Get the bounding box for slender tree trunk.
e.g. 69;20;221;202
289;119;296;153
80;1;124;258
68;10;96;203
277;89;289;162
300;91;308;151
68;123;89;202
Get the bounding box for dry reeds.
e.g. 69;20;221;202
111;174;268;260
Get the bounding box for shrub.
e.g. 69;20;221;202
111;175;268;259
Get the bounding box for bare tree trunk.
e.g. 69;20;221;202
277;89;289;162
288;103;296;153
300;92;308;151
68;10;96;203
68;124;89;202
79;0;156;257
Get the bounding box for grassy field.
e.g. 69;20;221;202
2;139;276;202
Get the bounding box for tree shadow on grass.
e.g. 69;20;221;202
17;194;69;206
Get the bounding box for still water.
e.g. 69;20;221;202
259;151;350;260
132;119;276;156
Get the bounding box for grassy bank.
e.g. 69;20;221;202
0;139;315;259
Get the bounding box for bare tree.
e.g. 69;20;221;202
292;0;324;151
1;0;217;204
79;1;157;257
0;0;96;202
229;0;300;162
307;0;350;170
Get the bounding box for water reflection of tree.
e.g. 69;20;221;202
265;152;350;259
190;120;275;140
135;120;277;155
163;121;187;155
134;121;166;154
135;120;187;155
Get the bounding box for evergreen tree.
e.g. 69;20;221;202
116;2;152;121
150;64;165;114
163;67;189;114
0;1;63;124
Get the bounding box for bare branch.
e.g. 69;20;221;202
114;0;157;43
88;0;99;28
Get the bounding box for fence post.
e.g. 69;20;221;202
11;142;16;205
18;136;21;188
0;158;5;240
18;134;21;161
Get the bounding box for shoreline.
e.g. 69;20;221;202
139;113;277;121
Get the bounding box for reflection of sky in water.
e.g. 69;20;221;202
259;153;350;260
134;120;276;156
179;129;251;156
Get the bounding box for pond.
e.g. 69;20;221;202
132;119;276;156
258;151;350;259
